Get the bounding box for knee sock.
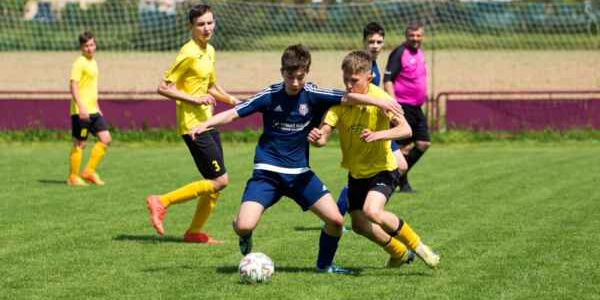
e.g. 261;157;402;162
69;146;83;176
159;180;215;207
187;192;219;233
83;142;107;173
383;237;409;258
316;230;341;269
392;220;421;251
404;147;425;171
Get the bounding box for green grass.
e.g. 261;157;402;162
2;141;600;299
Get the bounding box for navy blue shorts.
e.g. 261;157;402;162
242;169;329;211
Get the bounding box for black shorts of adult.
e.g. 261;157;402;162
71;113;109;141
395;103;430;147
347;169;400;212
182;128;227;180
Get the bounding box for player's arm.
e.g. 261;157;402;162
383;46;403;97
361;113;412;143
342;92;403;118
188;108;240;138
69;80;89;120
157;80;215;106
308;123;333;147
208;84;242;106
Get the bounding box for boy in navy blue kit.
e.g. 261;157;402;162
190;44;402;273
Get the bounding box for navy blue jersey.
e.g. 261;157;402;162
235;82;344;172
371;60;381;86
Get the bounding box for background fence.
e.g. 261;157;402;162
1;0;599;51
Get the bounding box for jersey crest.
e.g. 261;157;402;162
298;104;309;116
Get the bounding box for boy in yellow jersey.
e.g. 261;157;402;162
146;4;241;244
67;31;111;187
308;50;440;269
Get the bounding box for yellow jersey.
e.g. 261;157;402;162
164;40;217;135
323;84;399;179
70;55;98;115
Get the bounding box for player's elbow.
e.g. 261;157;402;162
157;81;170;97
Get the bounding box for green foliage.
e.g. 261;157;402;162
2;128;598;144
432;129;600;143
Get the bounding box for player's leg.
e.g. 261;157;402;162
349;210;414;268
399;105;431;192
296;171;349;273
184;130;228;243
81;114;110;185
319;186;349;232
363;170;439;268
146;130;228;237
348;172;414;267
233;169;279;255
391;140;408;177
67;115;88;186
233;201;265;255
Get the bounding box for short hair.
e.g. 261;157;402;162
405;21;424;35
281;44;311;73
78;31;94;46
363;22;385;40
188;4;212;24
341;50;372;75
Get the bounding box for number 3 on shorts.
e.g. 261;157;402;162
211;160;221;172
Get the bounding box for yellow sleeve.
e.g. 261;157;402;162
70;59;83;82
209;49;216;86
164;55;194;83
323;106;341;127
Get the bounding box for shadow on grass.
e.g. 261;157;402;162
293;226;323;232
217;265;363;276
113;234;184;243
38;179;66;184
142;265;196;273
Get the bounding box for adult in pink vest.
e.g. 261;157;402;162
383;21;429;193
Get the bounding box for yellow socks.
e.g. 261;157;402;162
393;221;421;250
69;146;83;175
159;180;216;207
83;142;107;174
187;192;219;233
383;237;409;258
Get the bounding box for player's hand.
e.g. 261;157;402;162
379;101;403;118
307;127;323;143
189;124;209;140
78;111;90;121
196;95;216;106
360;129;381;143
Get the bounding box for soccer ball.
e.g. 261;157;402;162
239;252;274;284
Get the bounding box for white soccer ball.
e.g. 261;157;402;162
239;252;274;284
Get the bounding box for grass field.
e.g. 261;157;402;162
2;141;600;299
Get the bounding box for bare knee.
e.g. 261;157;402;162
212;174;229;191
363;207;383;225
416;141;430;152
233;217;256;236
73;140;86;149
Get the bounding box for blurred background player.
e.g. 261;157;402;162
384;21;430;193
67;31;111;187
190;44;402;273
146;4;241;243
308;50;440;269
